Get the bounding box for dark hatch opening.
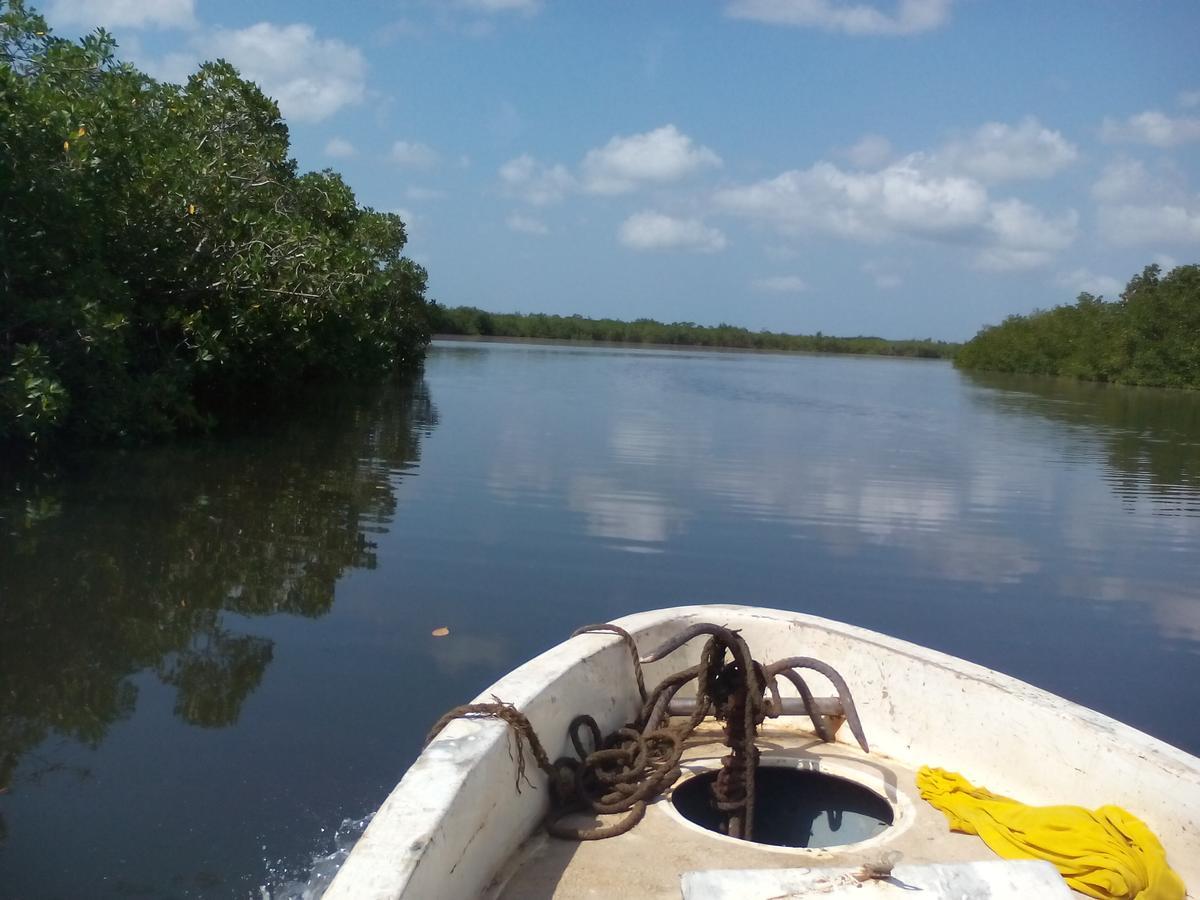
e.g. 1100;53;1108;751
671;766;893;848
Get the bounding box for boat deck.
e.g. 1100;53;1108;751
488;723;1032;899
326;607;1197;899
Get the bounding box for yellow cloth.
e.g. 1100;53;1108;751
916;767;1185;900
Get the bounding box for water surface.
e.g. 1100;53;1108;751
2;341;1198;897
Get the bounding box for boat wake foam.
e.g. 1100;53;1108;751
257;814;373;899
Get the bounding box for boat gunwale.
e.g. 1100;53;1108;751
324;604;1200;900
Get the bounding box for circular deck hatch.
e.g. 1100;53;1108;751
671;766;893;848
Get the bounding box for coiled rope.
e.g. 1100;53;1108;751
426;623;773;841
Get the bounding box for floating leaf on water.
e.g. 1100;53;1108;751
431;626;450;637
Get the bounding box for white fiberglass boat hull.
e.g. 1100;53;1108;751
326;605;1199;899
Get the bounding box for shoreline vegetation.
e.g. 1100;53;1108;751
428;305;960;359
955;264;1200;390
0;3;431;452
4;3;1197;456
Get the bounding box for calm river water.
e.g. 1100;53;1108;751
2;339;1199;898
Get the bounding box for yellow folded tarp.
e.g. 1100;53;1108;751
916;767;1185;900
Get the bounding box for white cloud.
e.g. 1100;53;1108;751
716;155;1076;270
1091;160;1200;246
391;207;424;242
506;212;548;235
618;211;727;253
1099;204;1200;247
390;140;439;168
498;125;720;205
137;48;193;84
158;23;366;123
752;275;808;293
498;154;574;206
1056;268;1123;298
844;134;892;168
1154;253;1179;271
982;199;1077;257
581;125;722;194
725;0;955;35
1180;90;1200;110
937;117;1078;182
1091;159;1164;203
714;158;988;241
1101;111;1200;148
46;0;194;29
323;137;356;158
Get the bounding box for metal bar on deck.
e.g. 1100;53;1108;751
667;697;845;718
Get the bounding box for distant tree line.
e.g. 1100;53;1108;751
430;305;959;359
956;264;1200;388
0;3;431;450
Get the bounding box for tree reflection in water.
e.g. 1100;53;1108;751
963;371;1200;508
0;377;437;809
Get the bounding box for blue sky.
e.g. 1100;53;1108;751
41;0;1200;340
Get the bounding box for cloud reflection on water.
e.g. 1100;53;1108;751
567;475;688;552
471;345;1197;649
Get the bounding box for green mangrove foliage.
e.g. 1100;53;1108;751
430;305;959;359
0;2;431;448
956;264;1200;388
